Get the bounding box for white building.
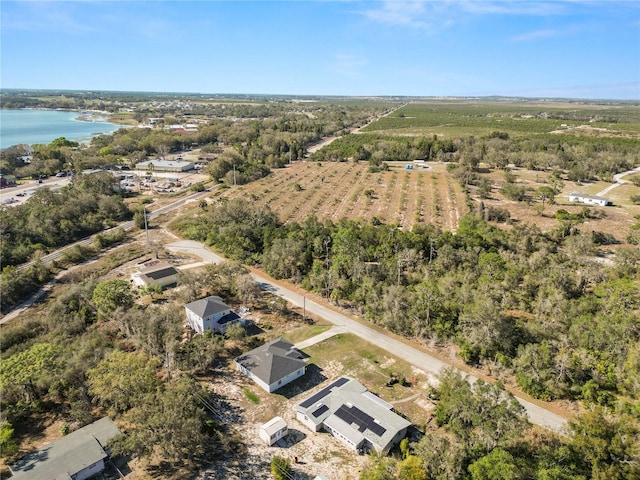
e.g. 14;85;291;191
131;260;179;289
295;376;411;454
568;192;611;207
10;417;121;480
135;159;194;172
235;338;306;393
259;416;289;446
184;295;243;335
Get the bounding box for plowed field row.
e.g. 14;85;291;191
225;162;468;232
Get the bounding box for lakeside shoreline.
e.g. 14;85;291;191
0;109;123;149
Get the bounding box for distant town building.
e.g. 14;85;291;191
0;174;17;188
135;160;194;172
568;192;611;207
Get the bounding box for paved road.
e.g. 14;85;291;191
15;187;214;271
165;241;569;432
596;166;640;197
1;177;72;206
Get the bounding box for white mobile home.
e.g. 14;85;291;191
568;192;611;207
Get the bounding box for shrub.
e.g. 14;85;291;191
271;456;292;480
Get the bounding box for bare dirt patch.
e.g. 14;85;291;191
218;161;468;232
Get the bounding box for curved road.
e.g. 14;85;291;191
596;166;640;197
165;240;569;433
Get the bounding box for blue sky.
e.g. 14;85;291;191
1;1;639;99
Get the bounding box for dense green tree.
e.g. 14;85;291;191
112;377;212;465
0;342;63;404
568;409;640;479
91;279;135;318
468;448;524;480
87;350;160;414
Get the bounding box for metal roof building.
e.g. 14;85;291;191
568;192;611;207
135;160;194;172
131;260;179;288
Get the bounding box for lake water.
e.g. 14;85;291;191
0;109;121;149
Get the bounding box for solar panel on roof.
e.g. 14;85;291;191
312;404;329;417
334;404;387;438
299;377;350;408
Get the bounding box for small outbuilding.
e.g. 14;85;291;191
259;416;289;446
131;260;179;289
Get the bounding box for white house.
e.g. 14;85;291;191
235;338;306;393
10;417;121;480
295;376;411;454
568;192;611;207
184;295;243;334
259;416;289;446
131;260;179;289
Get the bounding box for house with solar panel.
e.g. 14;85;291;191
9;417;121;480
294;376;411;454
131;260;179;289
235;338;306;392
184;295;243;335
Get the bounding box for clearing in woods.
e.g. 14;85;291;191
219;161;468;232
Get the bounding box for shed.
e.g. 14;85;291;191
259;416;289;445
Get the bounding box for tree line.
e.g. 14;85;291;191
0;171;130;267
176;198;640;406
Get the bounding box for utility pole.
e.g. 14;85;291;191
233;163;237;186
143;205;150;245
303;294;306;322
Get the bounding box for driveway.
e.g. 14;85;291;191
596;166;640;196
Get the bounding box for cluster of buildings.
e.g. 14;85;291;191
10;259;411;478
235;337;411;454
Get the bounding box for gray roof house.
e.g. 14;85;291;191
184;295;243;334
295;376;411;454
235;338;306;393
10;417;121;480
